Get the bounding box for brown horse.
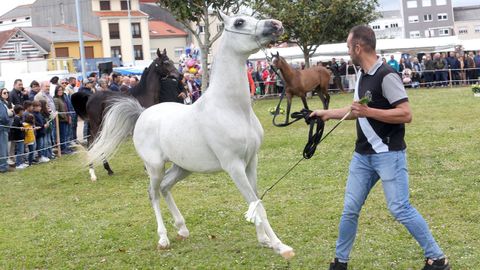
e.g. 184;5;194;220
271;52;330;125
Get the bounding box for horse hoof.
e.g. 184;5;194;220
91;176;97;182
281;250;295;260
176;234;188;241
156;243;170;250
108;171;114;176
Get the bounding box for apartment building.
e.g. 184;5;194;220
31;0;151;64
370;10;404;39
400;0;454;38
453;5;480;40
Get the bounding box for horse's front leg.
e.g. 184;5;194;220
285;93;293;124
225;160;294;259
245;155;271;248
160;164;191;240
145;162;170;249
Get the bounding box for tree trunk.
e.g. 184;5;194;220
200;45;209;92
303;49;311;68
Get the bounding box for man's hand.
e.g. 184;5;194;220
309;110;330;122
350;101;369;118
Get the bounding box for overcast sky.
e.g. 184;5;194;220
1;0;479;17
379;0;479;10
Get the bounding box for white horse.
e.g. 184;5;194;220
87;13;294;259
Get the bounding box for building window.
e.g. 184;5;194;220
11;19;17;22
475;25;480;33
197;25;205;34
372;25;380;30
109;23;120;39
111;46;121;58
131;23;141;38
134;45;143;60
25;17;30;20
407;1;417;8
390;23;398;28
408;16;419;23
174;47;183;58
55;47;69;58
422;0;431;6
121;0;131;10
100;1;111;10
85;46;94;59
436;0;446;5
424;14;432;22
409;31;420;38
425;29;435;37
438;28;449;36
458;28;468;35
437;13;448;21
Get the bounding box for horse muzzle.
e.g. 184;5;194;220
262;19;284;39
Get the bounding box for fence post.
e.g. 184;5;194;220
55;115;61;157
448;69;452;88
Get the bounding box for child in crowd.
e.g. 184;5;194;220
39;100;54;160
23;114;39;166
22;100;34;120
10;105;27;169
32;101;50;163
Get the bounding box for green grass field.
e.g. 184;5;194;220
1;87;479;269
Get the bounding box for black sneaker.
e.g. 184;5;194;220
329;258;347;270
422;258;450;270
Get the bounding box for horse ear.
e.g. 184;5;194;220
270;52;275;58
217;10;229;22
157;48;161;58
276;51;280;57
163;48;167;56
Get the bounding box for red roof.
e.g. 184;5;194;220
0;29;16;48
94;11;147;17
148;21;187;38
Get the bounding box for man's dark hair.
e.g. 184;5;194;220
30;80;39;88
349;25;376;53
14;105;24;114
50;76;59;84
13;79;22;86
111;72;120;80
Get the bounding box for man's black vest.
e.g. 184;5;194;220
355;63;407;154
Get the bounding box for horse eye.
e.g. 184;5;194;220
234;19;245;27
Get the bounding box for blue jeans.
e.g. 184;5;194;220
0;130;8;172
27;143;35;165
59;122;69;152
36;136;46;158
15;141;25;166
335;150;444;262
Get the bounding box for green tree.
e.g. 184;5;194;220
251;0;379;67
156;1;246;91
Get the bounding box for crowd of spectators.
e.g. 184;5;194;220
383;50;480;88
0;72;141;174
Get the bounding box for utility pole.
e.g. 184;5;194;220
75;0;87;81
127;0;135;66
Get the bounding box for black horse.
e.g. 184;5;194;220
71;48;181;181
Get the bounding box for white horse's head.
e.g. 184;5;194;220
219;12;283;55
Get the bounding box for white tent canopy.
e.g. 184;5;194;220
249;36;479;63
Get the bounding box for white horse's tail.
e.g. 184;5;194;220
87;95;144;166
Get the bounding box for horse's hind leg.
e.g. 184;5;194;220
88;164;97;182
145;162;170;249
300;96;309;110
103;159;114;175
316;86;330;110
246;156;271;248
160;164;191;239
226;160;294;259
